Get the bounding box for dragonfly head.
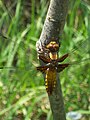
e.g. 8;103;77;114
46;41;59;52
46;41;59;60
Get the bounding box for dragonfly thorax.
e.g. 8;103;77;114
47;60;59;68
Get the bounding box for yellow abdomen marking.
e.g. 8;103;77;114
45;68;56;95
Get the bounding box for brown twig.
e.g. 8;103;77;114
36;0;69;120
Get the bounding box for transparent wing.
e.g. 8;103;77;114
0;33;42;93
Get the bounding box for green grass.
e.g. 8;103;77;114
0;0;90;120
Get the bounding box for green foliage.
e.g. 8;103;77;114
0;0;90;119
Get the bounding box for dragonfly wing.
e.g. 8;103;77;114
38;55;51;63
36;66;48;73
57;63;69;72
57;53;69;62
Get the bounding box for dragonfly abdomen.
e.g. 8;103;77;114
45;68;56;95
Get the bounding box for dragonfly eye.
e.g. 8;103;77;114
46;41;59;52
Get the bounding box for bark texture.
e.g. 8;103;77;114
36;0;69;120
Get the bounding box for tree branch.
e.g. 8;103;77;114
36;0;69;120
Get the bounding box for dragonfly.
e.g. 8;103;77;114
37;41;69;95
0;34;90;95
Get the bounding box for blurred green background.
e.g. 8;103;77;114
0;0;90;120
